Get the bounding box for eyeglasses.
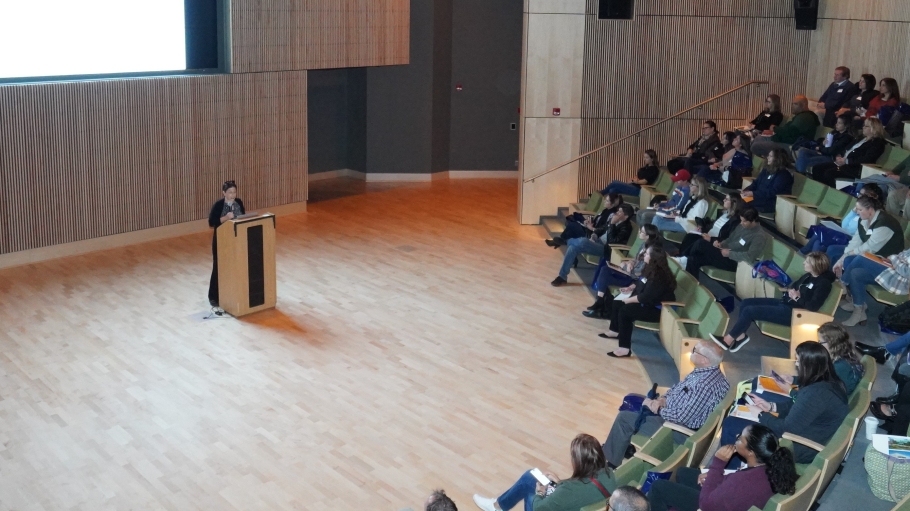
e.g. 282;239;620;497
691;346;704;357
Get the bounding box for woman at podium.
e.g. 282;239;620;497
208;180;245;306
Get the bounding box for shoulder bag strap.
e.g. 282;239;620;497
589;477;611;499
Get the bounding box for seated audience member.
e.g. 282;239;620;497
811;117;887;187
646;423;797;511
600;340;729;468
684;207;769;278
800;183;883;257
837;73;879;117
742;149;794;213
667;121;723;174
676;192;744;260
859;77;900;119
652;177;710;234
546;194;623;248
551;204;634;287
833;197;906;325
794;112;857;174
722;342;848;465
600;150;661;197
427;490;458;511
472;433;616;511
816;323;865;395
747;94;785;133
637;170;691;226
858;329;910;365
710;252;835;352
598;245;676;358
840;245;910;326
816;66;858;128
610;486;650;511
869;381;910;436
584;224;664;319
751;96;820;157
693;133;752;184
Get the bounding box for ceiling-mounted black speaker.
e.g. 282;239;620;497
794;0;818;30
598;0;634;20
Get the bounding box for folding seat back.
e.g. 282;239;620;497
808;423;853;503
758;465;821;511
815;188;854;219
795;177;826;206
790;171;808;199
858;354;877;392
816;281;843;316
696;300;729;339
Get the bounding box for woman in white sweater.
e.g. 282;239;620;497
653;177;710;233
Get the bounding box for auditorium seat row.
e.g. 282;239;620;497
578;356;876;511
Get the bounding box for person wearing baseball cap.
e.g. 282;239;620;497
637;169;691;227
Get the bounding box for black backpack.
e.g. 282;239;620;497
880;301;910;335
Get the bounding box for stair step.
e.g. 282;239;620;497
542;217;565;237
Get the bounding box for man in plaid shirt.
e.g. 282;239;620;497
602;340;729;467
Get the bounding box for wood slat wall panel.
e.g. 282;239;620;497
578;1;809;198
807;19;910;102
231;0;410;73
0;72;308;255
819;1;910;23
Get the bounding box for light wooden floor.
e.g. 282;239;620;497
0;178;647;511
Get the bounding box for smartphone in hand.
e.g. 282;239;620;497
530;468;551;486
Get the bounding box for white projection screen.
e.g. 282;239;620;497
0;0;186;80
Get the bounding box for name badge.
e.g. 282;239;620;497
739;238;746;246
837;88;843;93
857;96;862;100
807;283;814;289
764;113;771;117
640;277;648;283
768;174;773;179
867;228;874;234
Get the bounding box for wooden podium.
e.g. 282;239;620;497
216;213;277;317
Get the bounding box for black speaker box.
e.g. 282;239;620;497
598;0;634;20
794;0;818;30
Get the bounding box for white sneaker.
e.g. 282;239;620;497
472;494;497;511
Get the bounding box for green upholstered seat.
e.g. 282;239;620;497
866;284;909;306
702;266;736;283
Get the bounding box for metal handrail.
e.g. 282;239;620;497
523;79;769;183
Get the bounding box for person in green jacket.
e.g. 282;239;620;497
752;95;821;157
472;434;617;511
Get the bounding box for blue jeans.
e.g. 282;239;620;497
886;331;910;355
827;245;846;264
497;470;538;511
795;148;833;174
653;216;686;233
603;181;641;197
799;235;824;255
843;255;888;307
559;237;605;279
596;267;634;292
729;298;794;338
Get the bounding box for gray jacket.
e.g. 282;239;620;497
720;224;770;264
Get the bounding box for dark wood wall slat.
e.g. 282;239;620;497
0;73;308;254
578;1;809;198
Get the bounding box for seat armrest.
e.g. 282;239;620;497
676;318;701;325
662;301;688;307
782;432;825;452
611;244;632;250
633;451;662;466
663;422;696;437
777;194;796;199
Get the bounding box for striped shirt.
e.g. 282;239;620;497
660;365;730;430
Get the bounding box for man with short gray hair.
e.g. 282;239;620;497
610;486;650;511
601;340;729;468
